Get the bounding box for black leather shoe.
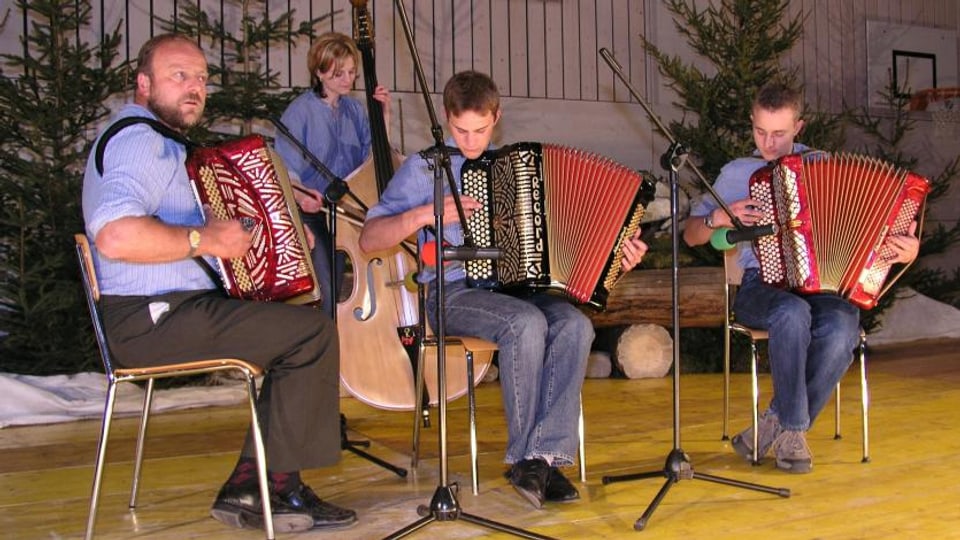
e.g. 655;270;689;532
544;467;580;502
508;458;549;509
281;483;358;530
210;483;313;533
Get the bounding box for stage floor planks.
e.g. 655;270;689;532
1;339;958;539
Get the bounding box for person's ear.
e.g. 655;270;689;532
136;72;151;96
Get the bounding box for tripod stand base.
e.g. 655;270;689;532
340;414;407;478
602;448;790;531
383;485;558;540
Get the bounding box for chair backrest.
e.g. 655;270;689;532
75;234;117;375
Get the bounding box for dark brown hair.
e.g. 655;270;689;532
753;81;803;119
443;71;500;117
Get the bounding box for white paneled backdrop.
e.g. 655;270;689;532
2;0;958;270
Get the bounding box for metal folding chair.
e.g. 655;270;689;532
75;234;277;539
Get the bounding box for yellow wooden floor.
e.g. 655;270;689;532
1;339;958;540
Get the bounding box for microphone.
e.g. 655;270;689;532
421;241;503;265
442;245;503;262
710;224;777;251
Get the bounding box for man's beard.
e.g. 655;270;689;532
148;94;204;131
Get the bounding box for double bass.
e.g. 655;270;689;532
336;0;492;411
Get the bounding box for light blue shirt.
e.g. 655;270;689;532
689;143;810;270
82;104;216;296
366;140;487;284
274;90;372;193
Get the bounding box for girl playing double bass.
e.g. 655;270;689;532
274;31;392;316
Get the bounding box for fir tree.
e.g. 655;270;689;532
0;0;130;374
641;0;844;268
640;0;845;372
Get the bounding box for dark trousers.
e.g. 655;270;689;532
100;290;340;472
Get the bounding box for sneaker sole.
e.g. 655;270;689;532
775;459;813;474
731;434;762;463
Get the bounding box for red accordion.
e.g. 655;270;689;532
460;142;654;310
749;151;930;309
185;135;321;304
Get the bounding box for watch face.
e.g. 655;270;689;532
189;229;201;247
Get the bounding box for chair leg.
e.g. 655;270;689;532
859;339;870;463
578;393;586;483
722;314;732;441
749;340;761;466
834;382;843;440
129;378;155;509
243;372;275;540
85;382;120;540
722;282;736;441
411;341;429;469
466;349;479;496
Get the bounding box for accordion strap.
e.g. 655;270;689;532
94;116;194;175
94;116;224;293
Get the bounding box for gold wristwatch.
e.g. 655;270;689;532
187;228;201;258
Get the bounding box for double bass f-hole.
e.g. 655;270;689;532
354;257;384;322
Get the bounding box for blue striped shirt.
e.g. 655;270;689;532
82;104;216;296
689;143;810;270
366;140;488;284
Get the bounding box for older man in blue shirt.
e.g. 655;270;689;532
83;33;355;532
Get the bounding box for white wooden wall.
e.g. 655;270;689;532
2;0;958;269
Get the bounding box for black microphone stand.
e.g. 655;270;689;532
383;1;553;538
596;48;789;531
270;117;407;479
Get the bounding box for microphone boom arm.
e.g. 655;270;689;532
598;48;746;232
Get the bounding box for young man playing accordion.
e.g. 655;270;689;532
360;70;649;508
683;82;920;473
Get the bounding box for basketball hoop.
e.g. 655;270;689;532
910;87;960;138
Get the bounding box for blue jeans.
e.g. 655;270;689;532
733;269;860;431
427;281;592;466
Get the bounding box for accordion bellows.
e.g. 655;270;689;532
186;135;321;304
461;142;654;310
749;151;930;309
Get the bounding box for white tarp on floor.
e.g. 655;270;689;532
0;371;249;428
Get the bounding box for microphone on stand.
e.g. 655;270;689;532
420;241;503;266
710;224;777;251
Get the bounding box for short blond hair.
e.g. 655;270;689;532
307;32;360;93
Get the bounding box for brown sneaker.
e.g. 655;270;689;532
731;411;782;463
772;430;813;474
